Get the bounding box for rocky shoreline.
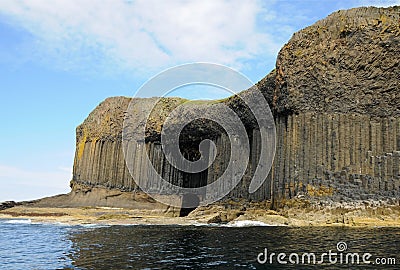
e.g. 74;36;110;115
1;195;399;227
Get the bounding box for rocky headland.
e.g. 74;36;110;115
1;6;400;227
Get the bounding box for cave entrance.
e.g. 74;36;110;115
178;169;208;217
179;193;200;217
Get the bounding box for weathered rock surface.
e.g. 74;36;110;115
70;6;400;211
273;6;400;116
0;201;19;210
266;6;400;207
2;198;399;227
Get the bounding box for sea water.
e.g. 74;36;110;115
0;219;398;269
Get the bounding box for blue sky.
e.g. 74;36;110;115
0;0;398;201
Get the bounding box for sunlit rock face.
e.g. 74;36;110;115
71;6;400;209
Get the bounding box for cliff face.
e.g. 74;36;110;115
273;6;400;116
72;6;400;209
269;6;400;204
72;93;276;206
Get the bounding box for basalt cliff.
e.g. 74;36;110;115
63;6;400;216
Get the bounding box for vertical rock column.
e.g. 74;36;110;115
270;113;400;200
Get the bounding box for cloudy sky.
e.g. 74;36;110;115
0;0;398;201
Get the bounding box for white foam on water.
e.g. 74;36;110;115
192;222;212;227
44;221;72;227
223;220;274;227
3;219;32;224
190;220;276;227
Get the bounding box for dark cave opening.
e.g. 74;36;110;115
179;193;200;217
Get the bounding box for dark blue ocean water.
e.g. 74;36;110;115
0;219;399;269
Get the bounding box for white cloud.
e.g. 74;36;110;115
0;164;71;201
354;0;400;7
0;0;280;76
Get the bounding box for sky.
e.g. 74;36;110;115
0;0;399;202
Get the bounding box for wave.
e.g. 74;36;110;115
3;219;32;224
0;219;110;228
222;220;276;227
190;220;281;227
79;223;111;228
